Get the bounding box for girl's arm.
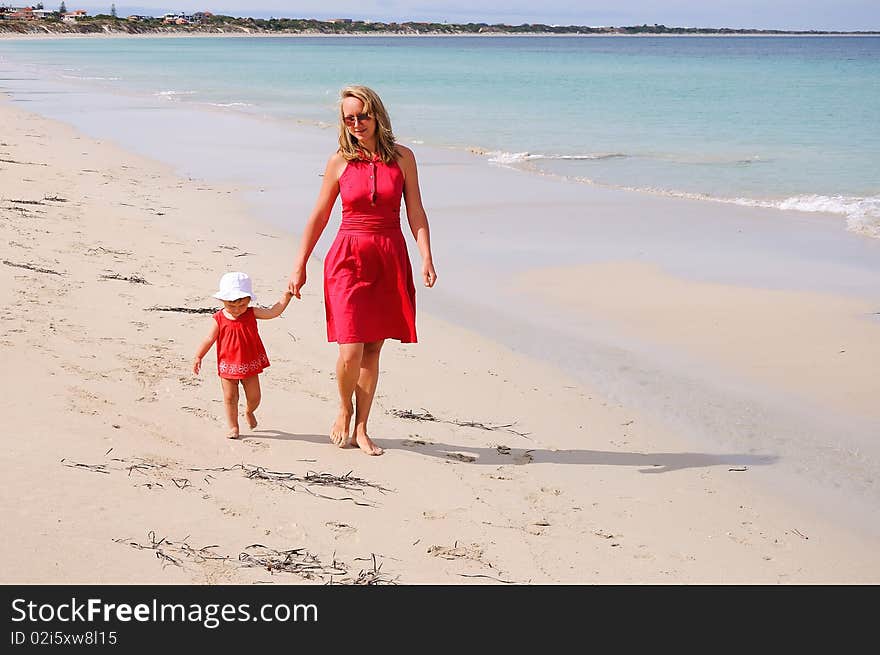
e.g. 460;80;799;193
288;153;346;298
397;145;437;288
192;321;220;375
253;291;294;320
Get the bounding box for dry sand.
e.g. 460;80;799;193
2;99;879;584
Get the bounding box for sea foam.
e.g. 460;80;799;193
486;150;626;165
732;194;880;239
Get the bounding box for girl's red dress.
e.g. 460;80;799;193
323;155;418;344
213;307;270;379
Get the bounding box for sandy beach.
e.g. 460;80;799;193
2;96;879;584
521;261;880;420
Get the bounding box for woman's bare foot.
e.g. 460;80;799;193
245;410;258;430
353;431;384;456
330;405;353;447
227;428;240;440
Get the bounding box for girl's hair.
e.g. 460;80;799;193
337;85;398;163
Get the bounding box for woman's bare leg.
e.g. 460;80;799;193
331;343;363;447
220;378;240;439
352;339;385;456
241;374;261;430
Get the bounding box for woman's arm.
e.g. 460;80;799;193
192;321;220;375
397;145;437;288
253;291;294;319
288;153;346;298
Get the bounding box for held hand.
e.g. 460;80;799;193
288;269;306;299
192;357;201;375
422;260;437;288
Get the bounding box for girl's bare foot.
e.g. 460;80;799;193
227;428;240;440
353;431;384;456
330;405;353;447
245;410;258;430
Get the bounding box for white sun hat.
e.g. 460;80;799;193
213;271;256;302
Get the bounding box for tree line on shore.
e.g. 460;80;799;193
0;10;875;36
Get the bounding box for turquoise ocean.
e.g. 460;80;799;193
1;35;878;236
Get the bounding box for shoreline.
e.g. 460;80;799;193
2;61;880;582
2;97;879;584
2;38;875;240
2;60;878;536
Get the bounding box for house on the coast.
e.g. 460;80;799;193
6;7;36;20
2;7;61;20
62;10;87;23
161;12;193;24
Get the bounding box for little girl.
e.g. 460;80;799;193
192;271;293;439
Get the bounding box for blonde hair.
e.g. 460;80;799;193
337;85;398;164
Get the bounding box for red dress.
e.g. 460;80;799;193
213;307;270;379
323;156;418;344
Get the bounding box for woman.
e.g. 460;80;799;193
288;85;437;456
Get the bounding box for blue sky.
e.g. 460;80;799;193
64;2;880;31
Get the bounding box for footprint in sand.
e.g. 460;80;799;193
446;452;477;463
526;522;549;536
180;406;215;421
427;542;485;563
402;438;433;447
66;385;110;415
241;439;268;451
326;521;357;538
593;529;618;542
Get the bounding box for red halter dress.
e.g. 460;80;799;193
323;155;418;344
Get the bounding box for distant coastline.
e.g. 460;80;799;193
0;14;878;37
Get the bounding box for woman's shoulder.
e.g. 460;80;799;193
393;145;417;177
394;144;415;161
328;151;347;165
327;151;348;170
325;151;349;180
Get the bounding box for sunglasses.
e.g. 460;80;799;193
343;113;372;126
